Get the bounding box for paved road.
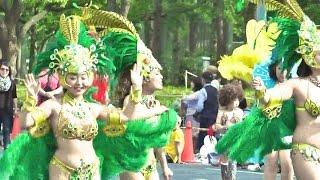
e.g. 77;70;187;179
163;163;268;180
0;149;286;180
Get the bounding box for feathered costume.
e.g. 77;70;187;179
0;7;176;179
215;0;308;163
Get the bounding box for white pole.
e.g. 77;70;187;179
185;70;188;90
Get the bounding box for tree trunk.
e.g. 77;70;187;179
106;0;119;12
151;0;162;64
120;0;130;17
172;27;181;85
0;19;7;60
29;25;36;73
189;17;198;54
225;22;233;53
243;3;256;25
215;0;227;60
143;18;152;47
6;26;19;77
210;19;217;64
16;43;22;77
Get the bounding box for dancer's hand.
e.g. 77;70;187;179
24;74;40;97
131;63;143;90
163;167;173;180
45;91;56;100
252;77;267;99
252;77;265;91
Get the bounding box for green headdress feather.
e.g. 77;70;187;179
80;7;162;95
102;31;138;95
270;18;301;72
33;15;115;79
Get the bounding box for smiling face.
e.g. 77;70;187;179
64;72;92;97
0;65;10;78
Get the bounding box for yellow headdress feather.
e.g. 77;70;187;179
218;19;281;83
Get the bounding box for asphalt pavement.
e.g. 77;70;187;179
0;149;285;180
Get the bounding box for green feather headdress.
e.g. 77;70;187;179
33;15;115;81
80;7;162;94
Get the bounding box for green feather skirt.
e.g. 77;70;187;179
215;100;296;163
0;109;177;179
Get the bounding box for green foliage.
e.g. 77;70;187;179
16;83;27;108
128;0;153;22
225;0;245;37
155;86;191;107
300;1;320;24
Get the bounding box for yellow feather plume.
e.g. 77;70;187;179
285;0;304;20
59;15;81;44
246;20;266;50
218;53;254;83
218;20;281;83
246;20;280;59
249;0;301;20
98;28;133;37
81;7;137;37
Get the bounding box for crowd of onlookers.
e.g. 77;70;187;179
179;65;262;179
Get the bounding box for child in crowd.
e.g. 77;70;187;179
165;116;185;163
213;83;244;180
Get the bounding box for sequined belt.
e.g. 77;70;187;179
292;143;320;163
140;159;157;178
50;155;99;180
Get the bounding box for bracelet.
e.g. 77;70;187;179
22;94;37;112
104;110;126;137
130;86;142;104
255;87;266;99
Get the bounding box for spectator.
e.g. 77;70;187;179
183;76;203;101
182;76;203;152
191;76;203;92
206;65;221;90
214;83;244;180
195;71;219;152
37;68;63;105
0;60;17;149
165;116;185;163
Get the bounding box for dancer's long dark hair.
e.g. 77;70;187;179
111;64;133;108
297;59;312;77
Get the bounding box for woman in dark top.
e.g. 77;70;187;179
0;60;17;149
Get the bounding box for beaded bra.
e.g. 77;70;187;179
56;93;98;141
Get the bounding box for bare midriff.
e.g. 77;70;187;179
292;111;320;149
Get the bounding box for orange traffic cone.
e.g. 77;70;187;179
11;116;21;139
181;120;195;163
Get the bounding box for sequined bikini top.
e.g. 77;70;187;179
296;81;320;117
301;98;320;117
56;93;98;141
